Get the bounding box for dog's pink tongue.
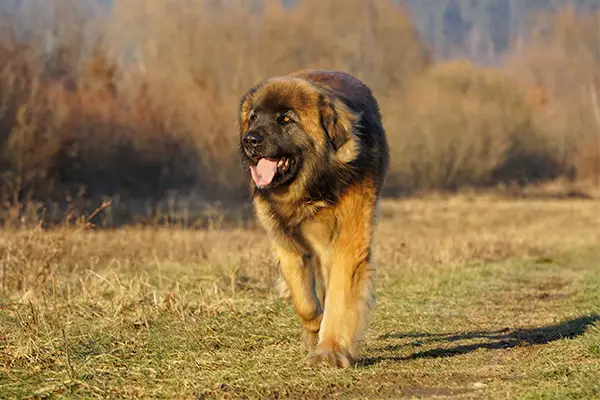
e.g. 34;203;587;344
250;158;278;187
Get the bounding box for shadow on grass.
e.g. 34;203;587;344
361;315;600;366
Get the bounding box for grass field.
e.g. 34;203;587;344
1;195;599;399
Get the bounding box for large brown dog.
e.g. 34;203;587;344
238;70;389;368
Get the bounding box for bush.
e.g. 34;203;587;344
0;2;597;226
0;0;431;225
506;7;600;184
382;60;562;194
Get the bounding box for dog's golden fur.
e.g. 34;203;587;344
238;69;389;368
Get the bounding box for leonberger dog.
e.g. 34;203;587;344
238;69;389;368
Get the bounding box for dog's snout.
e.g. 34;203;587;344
243;131;264;148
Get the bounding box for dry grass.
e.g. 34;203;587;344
1;195;599;398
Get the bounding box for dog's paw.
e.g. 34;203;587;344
306;347;353;368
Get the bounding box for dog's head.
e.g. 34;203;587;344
238;76;360;194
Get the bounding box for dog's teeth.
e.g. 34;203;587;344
277;160;284;168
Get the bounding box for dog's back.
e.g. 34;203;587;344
288;69;390;194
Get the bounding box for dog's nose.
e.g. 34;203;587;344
243;132;263;148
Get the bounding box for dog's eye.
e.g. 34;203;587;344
249;113;257;123
278;115;292;125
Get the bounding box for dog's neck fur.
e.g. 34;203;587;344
251;155;363;229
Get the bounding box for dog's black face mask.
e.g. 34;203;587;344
240;107;310;190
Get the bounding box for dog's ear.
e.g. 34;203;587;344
318;94;359;152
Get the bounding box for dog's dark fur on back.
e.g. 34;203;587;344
238;70;389;368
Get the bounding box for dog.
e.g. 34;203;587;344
238;69;389;368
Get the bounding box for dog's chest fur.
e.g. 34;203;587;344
254;196;337;258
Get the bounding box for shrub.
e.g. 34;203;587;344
0;0;431;225
382;60;561;194
506;7;600;184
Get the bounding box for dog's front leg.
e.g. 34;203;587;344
272;243;323;351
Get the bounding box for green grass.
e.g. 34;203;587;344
1;197;599;399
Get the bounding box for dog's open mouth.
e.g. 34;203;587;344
249;156;294;188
